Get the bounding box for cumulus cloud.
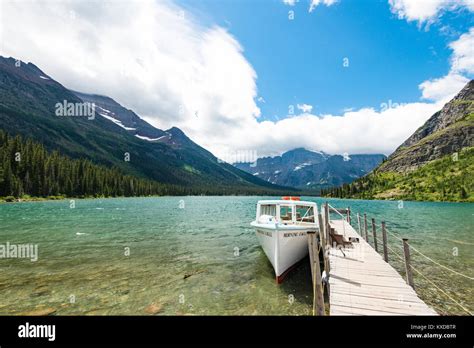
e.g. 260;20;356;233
216;101;444;159
309;0;338;13
450;27;474;74
0;0;469;160
389;0;474;24
282;0;337;13
419;26;473;102
419;74;469;102
1;0;261;128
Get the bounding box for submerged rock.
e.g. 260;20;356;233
144;302;163;314
183;269;205;279
30;289;50;298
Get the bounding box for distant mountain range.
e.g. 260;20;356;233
323;80;474;202
0;56;295;196
234;148;385;189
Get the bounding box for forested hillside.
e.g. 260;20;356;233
0;131;294;200
321;147;473;202
0;56;295;197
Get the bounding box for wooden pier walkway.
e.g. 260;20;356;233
326;220;437;315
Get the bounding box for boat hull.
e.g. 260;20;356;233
252;222;317;283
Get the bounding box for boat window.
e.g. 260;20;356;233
295;205;315;223
260;204;276;217
280;205;292;221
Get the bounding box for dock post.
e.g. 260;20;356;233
308;232;325;316
363;214;368;241
357;213;361;236
324;202;330;244
346;207;351;224
381;221;388;262
402;238;415;289
372;218;378;252
318;212;329;273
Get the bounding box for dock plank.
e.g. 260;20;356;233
328;219;437;316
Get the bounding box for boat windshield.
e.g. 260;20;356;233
280;205;292;222
260;204;277;217
295;205;315;223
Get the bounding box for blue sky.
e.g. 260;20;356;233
3;0;473;158
178;0;473;119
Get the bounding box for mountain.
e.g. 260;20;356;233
0;56;294;195
234;148;385;189
379;80;474;173
322;80;474;202
72;91;168;141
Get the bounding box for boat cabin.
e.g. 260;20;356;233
256;198;318;225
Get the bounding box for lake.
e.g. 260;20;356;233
0;196;472;315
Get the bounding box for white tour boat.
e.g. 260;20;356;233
250;197;320;283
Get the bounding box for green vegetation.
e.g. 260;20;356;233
321;147;474;202
0;130;297;201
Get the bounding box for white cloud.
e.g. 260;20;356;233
1;0;260;130
309;0;338;13
0;0;469;160
210;101;443;159
389;0;474;24
419;74;469;102
388;0;474;106
450;27;474;74
282;0;338;13
419;26;473;102
297;103;313;113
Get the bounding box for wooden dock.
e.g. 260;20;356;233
307;203;438;316
327;220;437;315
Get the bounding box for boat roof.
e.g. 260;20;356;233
256;200;317;206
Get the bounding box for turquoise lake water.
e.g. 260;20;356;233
0;196;472;315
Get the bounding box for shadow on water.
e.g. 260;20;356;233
279;256;314;307
253;249;314;309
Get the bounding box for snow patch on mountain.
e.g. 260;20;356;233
294;162;311;171
99;112;136;130
97;106;137;131
134;134;167;141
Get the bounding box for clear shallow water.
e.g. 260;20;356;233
0;196;472;315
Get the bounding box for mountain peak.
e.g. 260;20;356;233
380;79;474;172
0;56;56;85
166;126;186;137
234;147;385;189
400;80;473;150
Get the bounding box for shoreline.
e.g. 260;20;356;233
1;194;472;204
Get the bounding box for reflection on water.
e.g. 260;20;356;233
0;196;472;315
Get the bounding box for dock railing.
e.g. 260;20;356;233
308;203;472;316
350;209;473;316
